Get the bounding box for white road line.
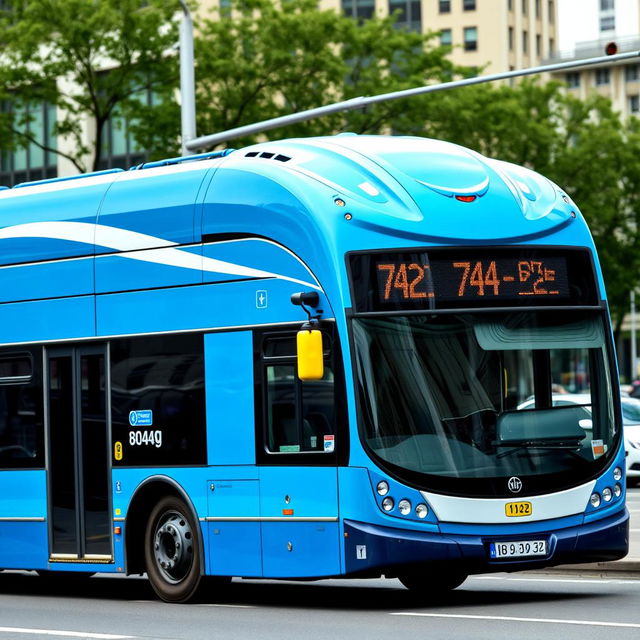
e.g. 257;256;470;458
195;604;254;608
472;576;635;584
389;613;640;628
0;628;134;639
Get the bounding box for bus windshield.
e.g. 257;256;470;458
353;310;618;497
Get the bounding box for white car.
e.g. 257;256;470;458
518;393;640;486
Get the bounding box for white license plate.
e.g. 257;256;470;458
489;539;547;559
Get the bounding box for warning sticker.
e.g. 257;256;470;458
591;439;605;459
324;435;335;453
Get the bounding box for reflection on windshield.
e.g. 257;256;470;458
353;311;616;493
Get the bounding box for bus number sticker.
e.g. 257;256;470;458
356;545;367;560
505;501;532;517
114;441;123;461
128;430;163;448
324;435;335;452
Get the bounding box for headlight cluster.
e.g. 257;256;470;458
376;481;429;520
590;467;623;509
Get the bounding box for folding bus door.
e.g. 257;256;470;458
46;345;112;563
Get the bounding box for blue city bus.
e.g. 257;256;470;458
0;134;628;602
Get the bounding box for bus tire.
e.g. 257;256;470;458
397;571;467;593
144;495;202;603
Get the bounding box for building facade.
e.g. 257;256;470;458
549;0;640;118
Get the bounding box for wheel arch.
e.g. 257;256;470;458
124;475;205;576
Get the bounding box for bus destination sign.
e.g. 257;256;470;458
349;248;596;312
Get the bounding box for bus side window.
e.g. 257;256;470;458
0;350;44;469
262;332;336;457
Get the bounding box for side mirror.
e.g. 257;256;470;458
296;328;324;381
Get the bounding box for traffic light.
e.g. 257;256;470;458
605;42;618;55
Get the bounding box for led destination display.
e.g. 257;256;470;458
349;248;597;312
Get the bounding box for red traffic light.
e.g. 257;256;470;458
605;42;618;55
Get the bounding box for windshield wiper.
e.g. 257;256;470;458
496;439;583;458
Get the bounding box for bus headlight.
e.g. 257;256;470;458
398;499;411;516
602;487;613;502
382;497;394;511
377;481;389;496
614;483;622;498
590;492;601;508
415;503;428;519
613;467;623;481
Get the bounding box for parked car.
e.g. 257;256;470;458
518;394;640;486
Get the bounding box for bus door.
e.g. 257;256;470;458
46;345;112;563
257;329;343;578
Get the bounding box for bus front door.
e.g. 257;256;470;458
46;346;112;564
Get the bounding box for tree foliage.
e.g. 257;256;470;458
0;0;179;173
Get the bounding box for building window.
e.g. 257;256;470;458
626;65;639;82
536;0;541;17
0;101;57;188
440;28;452;46
549;0;554;21
536;34;541;56
522;0;527;14
508;0;513;9
508;26;514;50
97;87;157;171
522;30;528;53
630;95;640;114
565;72;580;88
439;0;451;12
463;26;478;51
342;0;375;20
549;37;555;53
389;0;422;31
600;15;615;31
595;68;610;85
600;0;614;10
463;0;476;10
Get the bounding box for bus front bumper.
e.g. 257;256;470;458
343;507;629;577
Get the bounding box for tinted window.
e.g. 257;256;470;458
111;334;206;466
0;348;44;468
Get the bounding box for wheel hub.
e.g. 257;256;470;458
153;510;194;584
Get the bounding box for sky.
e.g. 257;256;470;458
557;0;639;53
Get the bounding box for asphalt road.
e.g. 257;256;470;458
0;489;636;640
0;572;639;640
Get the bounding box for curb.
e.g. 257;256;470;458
530;559;640;578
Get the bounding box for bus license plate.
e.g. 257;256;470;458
489;540;547;559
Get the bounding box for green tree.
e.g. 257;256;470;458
183;0;469;151
0;0;180;173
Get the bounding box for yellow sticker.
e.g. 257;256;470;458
115;508;121;516
114;441;123;461
505;501;532;517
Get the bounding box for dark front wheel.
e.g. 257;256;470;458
398;571;467;594
145;496;202;603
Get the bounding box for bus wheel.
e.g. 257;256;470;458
397;571;467;594
145;496;202;603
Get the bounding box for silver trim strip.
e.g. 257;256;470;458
0;319;336;349
203;516;338;522
0;517;46;522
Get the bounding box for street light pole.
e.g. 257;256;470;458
632;291;637;382
178;0;196;156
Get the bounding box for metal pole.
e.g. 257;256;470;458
179;0;196;156
632;290;637;381
186;49;640;151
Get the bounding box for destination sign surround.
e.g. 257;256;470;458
349;248;596;312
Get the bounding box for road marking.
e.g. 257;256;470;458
473;576;637;585
195;604;254;608
0;628;134;639
389;613;640;628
